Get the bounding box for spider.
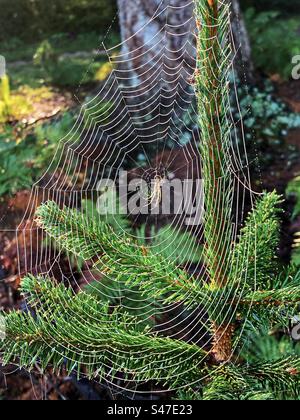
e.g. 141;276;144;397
148;174;166;207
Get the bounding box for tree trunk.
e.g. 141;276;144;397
116;0;195;90
231;0;255;83
113;0;196;149
116;0;254;86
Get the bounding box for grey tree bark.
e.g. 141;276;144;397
117;0;195;89
109;0;254;157
231;0;255;83
113;0;196;146
116;0;254;86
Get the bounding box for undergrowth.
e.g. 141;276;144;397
245;8;300;80
0;112;75;196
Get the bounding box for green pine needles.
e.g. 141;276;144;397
1;0;300;400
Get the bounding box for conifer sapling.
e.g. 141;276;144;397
1;0;300;400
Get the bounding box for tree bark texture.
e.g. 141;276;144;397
117;0;254;86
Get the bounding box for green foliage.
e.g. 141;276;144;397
175;389;201;401
231;191;282;289
0;152;33;196
33;40;106;88
1;32;118;65
195;0;233;288
2;33;113;91
8;58;105;90
47;59;102;88
202;366;263;401
0;128;34;196
241;314;300;400
83;100;114;126
82;200;201;323
34;112;76;169
0;112;75;197
286;176;300;267
204;359;300;400
244;8;300;80
3;275;206;387
81;199;131;235
10;193;300;360
287;176;300;220
235;82;300;170
135;224;203;265
81;201;157;323
83;273;159;327
245;358;300;400
238;269;300;349
34;201;204;308
243;333;300;365
45;191;295;329
3;193;300;398
0;0;117;44
0;74;55;122
33;41;55;69
241;1;299;16
8;65;47;90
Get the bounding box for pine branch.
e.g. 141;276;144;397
223;269;300;310
241;286;300;307
195;0;234;288
242;334;300;365
231;270;300;338
203;360;300;400
246;357;300;398
135;224;203;265
35;201;205;307
82;199;131;235
82;203;201;319
231;191;283;289
1;275;207;387
202;365;253;400
84;274;161;327
175;388;202;400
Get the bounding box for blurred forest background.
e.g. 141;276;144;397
0;0;300;400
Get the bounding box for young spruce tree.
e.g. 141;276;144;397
1;0;300;400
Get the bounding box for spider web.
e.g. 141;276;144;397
1;0;261;399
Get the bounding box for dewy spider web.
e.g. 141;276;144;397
2;0;260;397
